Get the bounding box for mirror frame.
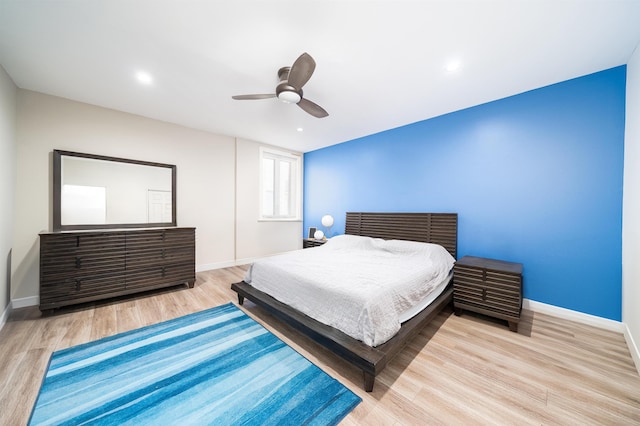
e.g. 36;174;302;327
53;149;177;231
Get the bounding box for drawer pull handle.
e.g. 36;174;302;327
75;257;82;269
161;267;166;277
75;279;81;291
162;249;166;259
482;288;487;301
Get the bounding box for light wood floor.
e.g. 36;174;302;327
1;266;639;425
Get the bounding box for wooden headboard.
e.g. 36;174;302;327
345;212;457;259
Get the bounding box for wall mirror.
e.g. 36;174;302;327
53;150;177;231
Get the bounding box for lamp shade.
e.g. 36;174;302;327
321;215;334;227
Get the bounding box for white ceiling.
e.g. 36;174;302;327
1;1;640;153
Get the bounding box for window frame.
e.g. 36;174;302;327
259;146;302;221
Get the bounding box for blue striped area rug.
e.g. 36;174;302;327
29;303;361;425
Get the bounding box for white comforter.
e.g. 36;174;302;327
244;234;455;347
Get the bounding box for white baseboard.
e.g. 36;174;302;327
0;301;11;332
11;295;39;309
623;323;640;376
523;299;624;332
523;299;640;375
196;260;238;272
232;256;266;267
232;251;299;269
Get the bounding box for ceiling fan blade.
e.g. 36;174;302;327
298;98;328;118
287;53;316;89
232;94;276;100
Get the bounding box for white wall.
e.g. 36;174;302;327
12;90;300;301
623;44;640;371
0;66;17;315
235;138;302;263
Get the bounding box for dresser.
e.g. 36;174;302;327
39;227;195;313
453;255;523;332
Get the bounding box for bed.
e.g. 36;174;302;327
231;212;457;392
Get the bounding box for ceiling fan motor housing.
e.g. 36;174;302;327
276;67;302;103
276;84;302;103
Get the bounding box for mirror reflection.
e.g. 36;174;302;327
53;150;176;231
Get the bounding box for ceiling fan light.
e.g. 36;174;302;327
278;90;301;104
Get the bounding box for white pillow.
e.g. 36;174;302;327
322;234;378;251
380;238;430;254
383;239;455;269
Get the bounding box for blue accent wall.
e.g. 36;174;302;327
304;66;626;321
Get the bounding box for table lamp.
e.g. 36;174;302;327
321;214;334;238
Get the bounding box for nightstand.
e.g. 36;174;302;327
303;238;327;248
453;256;523;332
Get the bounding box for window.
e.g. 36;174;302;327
61;184;106;225
260;147;301;220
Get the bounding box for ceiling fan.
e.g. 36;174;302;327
232;52;329;118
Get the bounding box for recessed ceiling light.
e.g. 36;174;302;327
136;71;153;85
444;60;461;73
297;127;304;132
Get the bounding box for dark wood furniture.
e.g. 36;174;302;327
302;238;326;248
39;227;195;313
232;212;457;392
453;255;523;332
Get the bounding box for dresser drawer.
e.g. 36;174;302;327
125;246;194;269
126;228;195;247
40;233;125;255
125;264;195;291
41;253;126;278
40;233;125;283
40;273;126;309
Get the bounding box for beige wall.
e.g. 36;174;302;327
12;90;301;301
623;43;640;370
0;66;17;314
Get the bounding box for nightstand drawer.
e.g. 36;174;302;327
454;268;521;296
453;287;521;316
303;238;326;248
453;281;521;303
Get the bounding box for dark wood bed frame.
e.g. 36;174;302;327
231;212;458;392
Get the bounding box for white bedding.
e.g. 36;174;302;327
244;234;455;347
